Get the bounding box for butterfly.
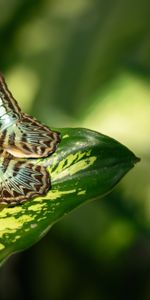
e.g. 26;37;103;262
0;74;60;205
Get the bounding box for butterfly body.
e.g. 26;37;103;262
0;74;60;204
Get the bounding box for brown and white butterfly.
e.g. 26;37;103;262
0;74;60;205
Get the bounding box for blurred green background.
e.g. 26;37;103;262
0;0;150;299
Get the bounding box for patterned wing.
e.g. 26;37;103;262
2;113;61;158
0;151;50;205
0;74;21;130
0;74;61;158
0;74;60;204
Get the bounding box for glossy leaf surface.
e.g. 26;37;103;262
0;128;139;265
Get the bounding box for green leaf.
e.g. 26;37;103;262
0;128;139;265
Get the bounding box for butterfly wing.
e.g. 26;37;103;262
0;74;21;119
3;113;61;158
0;151;50;204
0;74;60;158
0;74;60;204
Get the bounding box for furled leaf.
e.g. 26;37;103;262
0;128;139;265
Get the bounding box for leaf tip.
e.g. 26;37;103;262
133;156;141;165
